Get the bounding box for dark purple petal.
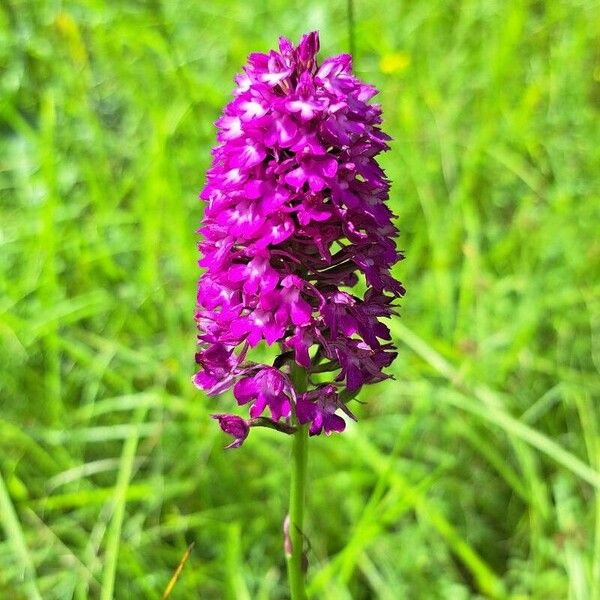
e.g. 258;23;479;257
297;386;346;436
323;413;346;435
296;396;318;424
212;414;250;449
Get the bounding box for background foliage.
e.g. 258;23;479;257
1;1;599;598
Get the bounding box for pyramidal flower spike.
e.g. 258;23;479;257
195;32;404;443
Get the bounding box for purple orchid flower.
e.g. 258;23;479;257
211;414;250;449
195;32;404;448
296;385;349;436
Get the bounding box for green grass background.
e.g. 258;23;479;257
1;0;599;598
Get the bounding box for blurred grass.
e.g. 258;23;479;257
1;0;599;598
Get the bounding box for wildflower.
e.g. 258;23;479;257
233;368;292;420
211;414;250;449
195;32;404;447
296;385;348;436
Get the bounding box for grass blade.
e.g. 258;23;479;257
0;468;42;600
100;406;148;600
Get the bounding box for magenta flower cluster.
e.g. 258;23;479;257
195;32;404;449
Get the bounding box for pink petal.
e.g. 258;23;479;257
284;167;306;188
234;378;257;404
291;297;312;326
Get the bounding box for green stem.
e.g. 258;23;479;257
286;367;308;600
347;0;356;59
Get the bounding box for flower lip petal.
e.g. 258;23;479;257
234;377;259;404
